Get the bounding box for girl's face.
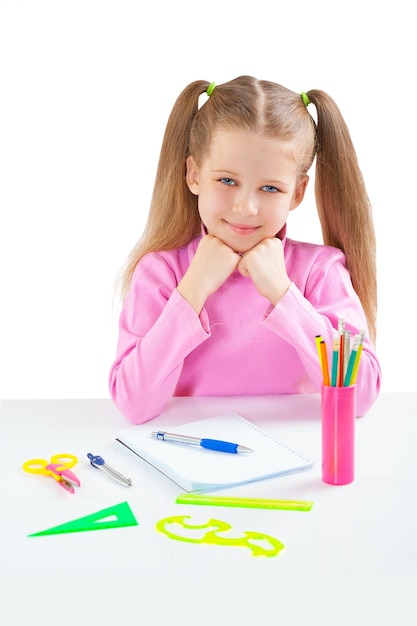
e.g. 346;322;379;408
186;129;308;253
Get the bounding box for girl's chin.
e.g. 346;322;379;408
210;231;253;252
225;233;262;253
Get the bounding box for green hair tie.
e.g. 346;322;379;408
301;91;310;107
207;82;216;97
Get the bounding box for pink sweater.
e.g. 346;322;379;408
109;230;381;423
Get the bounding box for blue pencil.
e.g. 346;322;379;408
331;337;339;387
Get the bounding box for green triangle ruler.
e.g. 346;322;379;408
28;501;138;537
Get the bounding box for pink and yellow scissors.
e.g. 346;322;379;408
22;453;80;494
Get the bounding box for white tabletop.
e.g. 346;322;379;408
0;393;416;624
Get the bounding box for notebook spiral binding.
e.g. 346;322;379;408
234;414;311;463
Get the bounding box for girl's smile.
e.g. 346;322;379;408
225;221;261;237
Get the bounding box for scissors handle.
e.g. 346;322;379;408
50;453;78;469
22;453;78;475
22;458;50;474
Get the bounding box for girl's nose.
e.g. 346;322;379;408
231;192;258;216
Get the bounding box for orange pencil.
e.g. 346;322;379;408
319;340;331;386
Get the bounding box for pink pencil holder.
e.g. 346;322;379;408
321;384;356;485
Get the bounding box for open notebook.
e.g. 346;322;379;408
115;413;313;492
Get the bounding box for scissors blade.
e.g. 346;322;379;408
47;464;81;492
56;477;76;493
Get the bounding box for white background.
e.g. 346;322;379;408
0;0;414;398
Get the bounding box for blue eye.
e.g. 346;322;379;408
262;185;278;193
220;178;236;186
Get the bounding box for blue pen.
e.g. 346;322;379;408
151;431;253;454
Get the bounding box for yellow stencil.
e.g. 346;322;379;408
156;515;284;557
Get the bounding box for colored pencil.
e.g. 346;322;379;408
344;330;351;377
344;333;361;386
350;332;365;384
315;335;324;369
320;340;331;386
331;337;339;387
316;323;365;387
338;331;345;387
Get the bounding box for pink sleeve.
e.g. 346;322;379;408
109;255;210;424
263;250;381;417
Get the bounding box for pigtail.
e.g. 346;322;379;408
306;90;377;343
151;80;209;240
119;81;210;299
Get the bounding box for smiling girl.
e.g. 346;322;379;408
109;76;381;424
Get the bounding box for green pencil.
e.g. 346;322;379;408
344;333;361;386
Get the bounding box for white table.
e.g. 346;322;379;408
0;393;416;625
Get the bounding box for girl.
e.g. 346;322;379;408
109;76;381;424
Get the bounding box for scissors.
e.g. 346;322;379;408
22;453;81;493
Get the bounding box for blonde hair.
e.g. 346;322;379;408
119;76;377;343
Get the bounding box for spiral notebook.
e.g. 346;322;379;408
115;413;313;492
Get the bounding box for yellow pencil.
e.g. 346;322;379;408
315;335;323;369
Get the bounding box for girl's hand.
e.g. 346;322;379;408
237;238;291;305
177;235;240;314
